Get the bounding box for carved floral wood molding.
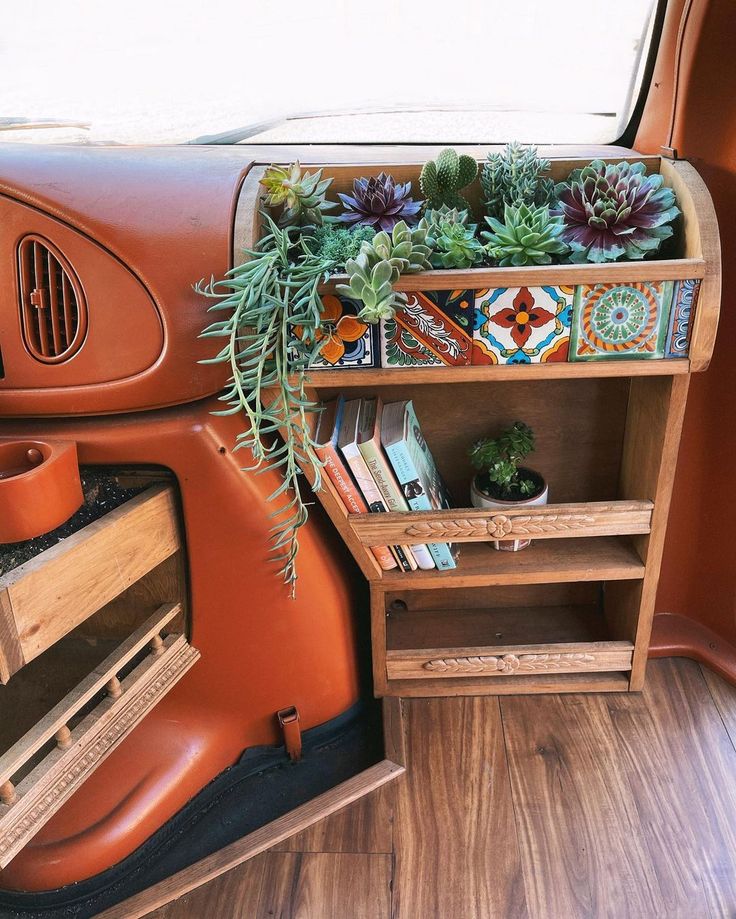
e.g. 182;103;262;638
423;652;599;674
405;513;596;541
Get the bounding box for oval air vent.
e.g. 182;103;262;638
17;235;88;364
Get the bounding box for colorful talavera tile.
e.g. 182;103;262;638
570;281;673;362
471;286;573;364
307;294;379;369
379;289;473;368
665;278;700;359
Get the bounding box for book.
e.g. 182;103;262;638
357;397;435;571
381;400;457;570
314;399;397;572
338;398;414;573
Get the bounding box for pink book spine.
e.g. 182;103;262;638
316;444;398;572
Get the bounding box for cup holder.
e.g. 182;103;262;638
0;440;83;544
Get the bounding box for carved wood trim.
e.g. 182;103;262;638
386;644;634;681
350;501;653;547
0;630;199;868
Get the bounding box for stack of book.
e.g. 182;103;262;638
314;396;457;572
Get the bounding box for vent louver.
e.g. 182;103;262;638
17;235;87;364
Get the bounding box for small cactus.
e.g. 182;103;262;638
419;148;478;212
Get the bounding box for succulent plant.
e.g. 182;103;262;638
429;222;485;269
336;254;406;324
362;220;432;274
260;162;336;228
311;224;376;266
482;203;569;267
419;148;478;212
481;143;555;221
553;159;681;263
419;204;474;237
338;173;421;232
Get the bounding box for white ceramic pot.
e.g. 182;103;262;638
470;469;548;552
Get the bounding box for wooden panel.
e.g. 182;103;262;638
304;359;690;387
351;500;652;546
96;760;405;919
615;374;690;687
392;697;528;918
662;160;721;371
379;537;645;589
501;691;662;917
0;484;180;674
387;643;633;680
386;600;608;650
383;670;631;698
0;629;199;867
320;258;704;294
608;660;736;915
261;853;392;919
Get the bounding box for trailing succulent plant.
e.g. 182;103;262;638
310;224;376;266
337;220;431;324
419;148;478;212
197;215;334;594
260;162;336;228
338;173;421;232
481;143;555;222
553;159;681;263
482;203;569;267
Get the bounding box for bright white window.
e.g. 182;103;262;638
2;0;657;145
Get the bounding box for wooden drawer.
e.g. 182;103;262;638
386;640;634;681
0;483;180;683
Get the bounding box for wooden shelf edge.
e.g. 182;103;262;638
380;670;632;698
95;758;406;918
351;500;653;548
305;360;691;387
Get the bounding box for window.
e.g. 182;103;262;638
3;0;658;145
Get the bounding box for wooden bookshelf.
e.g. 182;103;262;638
236;152;721;697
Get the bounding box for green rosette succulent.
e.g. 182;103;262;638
364;220;432;273
553;159;681;262
420;148;478;212
482;203;569;267
260;162;336;228
481;143;555;221
336;254;406;324
429;222;485;269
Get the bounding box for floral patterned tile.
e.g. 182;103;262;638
380;289;474;368
665;278;700;359
472;286;573;364
306;294;379;369
570;281;673;361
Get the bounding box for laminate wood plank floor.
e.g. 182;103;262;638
150;659;736;919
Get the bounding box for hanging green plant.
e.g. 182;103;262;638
196;215;334;594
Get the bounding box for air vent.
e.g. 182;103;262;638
17;235;87;364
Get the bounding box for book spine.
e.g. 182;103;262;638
341;444;413;572
359;441;435;571
384;440;456;570
315;445;397;572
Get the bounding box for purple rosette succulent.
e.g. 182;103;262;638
553;160;680;262
338;172;421;232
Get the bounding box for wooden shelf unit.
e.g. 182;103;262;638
235;152;721;698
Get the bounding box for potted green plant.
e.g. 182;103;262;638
468;422;547;551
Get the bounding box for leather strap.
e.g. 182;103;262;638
277;706;302;762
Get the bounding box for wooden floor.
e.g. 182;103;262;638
150;659;736;919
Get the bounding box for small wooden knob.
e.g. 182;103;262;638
0;781;17;806
25;448;43;466
55;725;72;750
106;676;122;699
150;634;164;657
